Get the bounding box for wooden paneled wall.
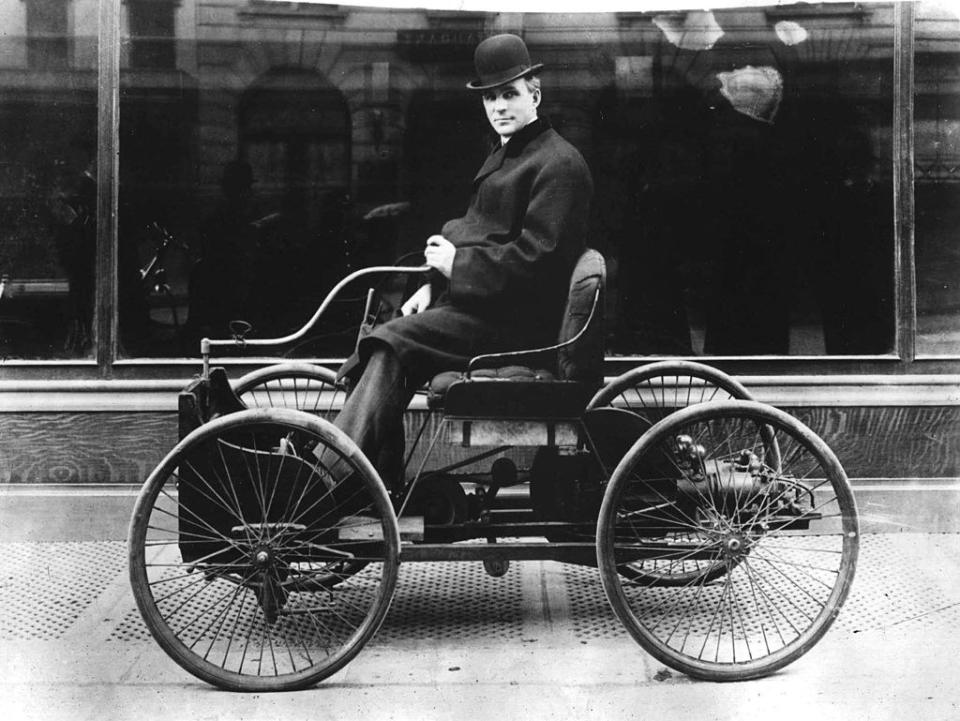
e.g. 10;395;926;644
791;406;960;479
0;412;178;484
0;405;958;484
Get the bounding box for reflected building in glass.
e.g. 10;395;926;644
0;1;957;360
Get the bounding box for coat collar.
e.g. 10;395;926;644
473;116;552;184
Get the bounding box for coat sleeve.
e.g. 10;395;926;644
446;151;592;309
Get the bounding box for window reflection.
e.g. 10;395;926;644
602;6;894;355
26;0;70;70
114;1;896;359
0;0;97;359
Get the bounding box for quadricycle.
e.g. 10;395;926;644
128;250;858;691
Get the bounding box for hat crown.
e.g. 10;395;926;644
467;33;543;91
475;34;530;76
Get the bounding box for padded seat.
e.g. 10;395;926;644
440;377;598;420
427;365;556;408
429;249;606;420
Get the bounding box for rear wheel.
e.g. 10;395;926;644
234;364;345;418
587;361;762;586
129;408;399;691
587;360;755;421
596;401;858;681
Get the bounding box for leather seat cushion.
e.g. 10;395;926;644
427;365;556;409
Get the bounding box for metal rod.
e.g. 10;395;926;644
467;287;601;375
400;539;728;563
399;542;598;563
202;265;429;353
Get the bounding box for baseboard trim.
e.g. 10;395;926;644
1;373;959;411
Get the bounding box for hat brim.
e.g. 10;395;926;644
466;63;544;91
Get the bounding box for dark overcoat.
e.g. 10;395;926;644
345;117;593;385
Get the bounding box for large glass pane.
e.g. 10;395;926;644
117;1;896;359
0;0;98;359
597;5;897;356
916;1;960;355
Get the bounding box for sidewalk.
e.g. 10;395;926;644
2;531;960;721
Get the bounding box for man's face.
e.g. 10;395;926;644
482;78;540;139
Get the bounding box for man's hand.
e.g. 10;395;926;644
400;283;432;316
424;235;455;279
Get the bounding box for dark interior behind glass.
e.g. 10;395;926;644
2;2;913;360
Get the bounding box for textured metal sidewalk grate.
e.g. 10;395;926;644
564;533;960;639
2;534;959;644
376;562;527;643
109;558;528;645
0;541;127;640
834;533;960;632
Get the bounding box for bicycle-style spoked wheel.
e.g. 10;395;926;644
234;365;368;585
587;361;765;587
234;364;345;418
129;408;399;691
587;360;755;422
596;401;858;681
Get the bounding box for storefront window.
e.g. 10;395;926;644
602;5;896;356
915;1;960;355
109;1;894;359
0;0;98;360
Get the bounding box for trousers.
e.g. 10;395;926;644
334;342;419;491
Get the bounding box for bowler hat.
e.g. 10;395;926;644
467;34;543;91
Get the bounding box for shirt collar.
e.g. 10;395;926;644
474;116;553;184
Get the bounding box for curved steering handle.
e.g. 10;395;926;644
201;264;430;358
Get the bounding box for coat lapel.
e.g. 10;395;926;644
472;117;551;186
473;144;507;185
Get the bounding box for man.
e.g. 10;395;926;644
335;33;593;491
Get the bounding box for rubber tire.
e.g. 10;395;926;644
588;360;756;586
587;360;754;412
596;400;858;681
129;408;399;691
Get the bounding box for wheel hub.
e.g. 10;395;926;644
722;534;748;558
252;548;273;568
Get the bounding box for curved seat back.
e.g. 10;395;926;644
432;249;607;422
557;248;606;385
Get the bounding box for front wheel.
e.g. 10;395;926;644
233;364;370;585
596;401;858;681
129;408;399;691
